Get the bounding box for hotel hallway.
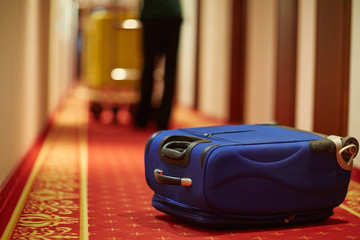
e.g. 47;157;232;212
0;86;360;240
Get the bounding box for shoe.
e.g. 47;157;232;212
156;123;169;131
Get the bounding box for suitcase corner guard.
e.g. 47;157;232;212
309;135;359;170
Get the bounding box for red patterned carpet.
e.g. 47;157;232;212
1;88;360;239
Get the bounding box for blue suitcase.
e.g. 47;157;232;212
144;124;358;227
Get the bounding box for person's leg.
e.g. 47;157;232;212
135;21;158;127
156;20;181;129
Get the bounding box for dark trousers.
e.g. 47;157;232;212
136;18;181;129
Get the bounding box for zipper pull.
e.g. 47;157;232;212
284;214;295;223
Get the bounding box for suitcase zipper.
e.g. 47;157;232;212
284;213;296;223
152;193;334;227
202;130;254;138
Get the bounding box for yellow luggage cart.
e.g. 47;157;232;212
81;9;142;122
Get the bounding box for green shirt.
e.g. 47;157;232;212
140;0;182;20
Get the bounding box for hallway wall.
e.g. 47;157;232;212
197;0;232;119
177;0;197;108
244;0;277;124
0;0;78;185
295;0;316;131
177;0;232;119
349;0;360;169
0;1;27;185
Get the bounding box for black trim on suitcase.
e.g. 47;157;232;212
309;136;358;171
200;144;219;168
145;131;162;154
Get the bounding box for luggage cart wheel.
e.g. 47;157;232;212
112;104;119;123
90;102;103;120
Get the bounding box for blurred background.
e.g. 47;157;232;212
0;0;359;186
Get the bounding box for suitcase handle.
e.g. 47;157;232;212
161;141;190;160
154;169;192;187
159;135;211;166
